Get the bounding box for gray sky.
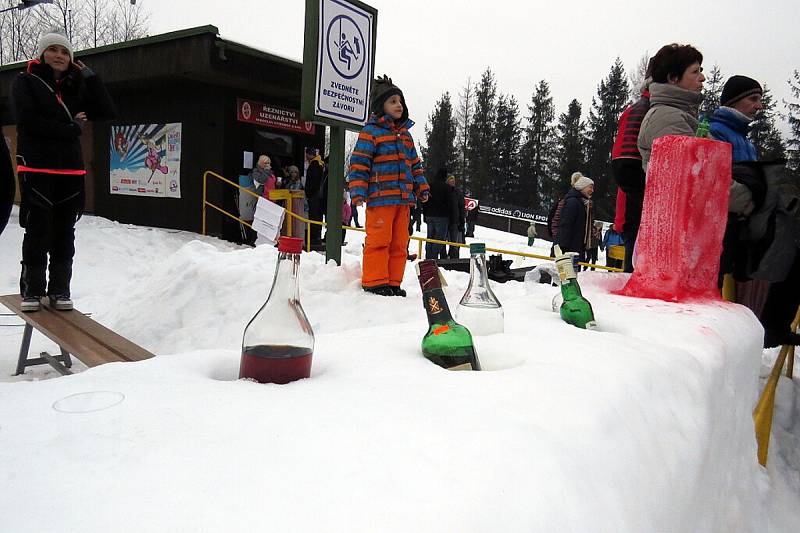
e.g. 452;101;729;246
150;0;799;135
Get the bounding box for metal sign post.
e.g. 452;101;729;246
302;0;377;265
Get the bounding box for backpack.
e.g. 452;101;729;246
547;198;566;240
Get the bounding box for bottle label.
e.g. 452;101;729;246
428;296;445;316
448;362;474;371
555;257;576;282
422;288;454;325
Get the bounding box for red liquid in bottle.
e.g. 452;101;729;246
240;345;313;384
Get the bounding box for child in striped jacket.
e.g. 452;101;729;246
348;76;430;297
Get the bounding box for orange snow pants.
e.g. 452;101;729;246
362;204;410;288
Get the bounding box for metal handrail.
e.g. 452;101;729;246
202;169;623;270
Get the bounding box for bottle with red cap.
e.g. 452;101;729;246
240;236;315;384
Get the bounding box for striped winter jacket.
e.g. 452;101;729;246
348;114;429;207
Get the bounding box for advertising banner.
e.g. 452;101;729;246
477;201;548;223
237;99;316;135
110;123;182;198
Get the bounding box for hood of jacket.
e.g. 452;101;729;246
368;113;414;132
710;106;752;135
26;58;80;90
648;82;704;117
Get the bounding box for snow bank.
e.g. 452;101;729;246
0;211;795;531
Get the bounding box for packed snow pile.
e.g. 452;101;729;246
1;210;798;532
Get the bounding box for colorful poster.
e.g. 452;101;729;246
110;123;182;198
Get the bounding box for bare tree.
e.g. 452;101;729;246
628;52;649;102
107;0;148;43
0;0;150;65
455;77;474;186
87;0;109;47
1;3;39;64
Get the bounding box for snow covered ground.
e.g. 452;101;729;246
1;207;798;532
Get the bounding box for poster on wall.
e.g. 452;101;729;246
109;123;182;198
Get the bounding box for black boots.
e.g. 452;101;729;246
363;285;406;297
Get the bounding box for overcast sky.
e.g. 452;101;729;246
149;0;799;135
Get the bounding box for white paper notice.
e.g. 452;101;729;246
253;197;285;245
243;151;254;169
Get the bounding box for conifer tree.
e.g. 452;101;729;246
466;68;497;200
550;99;586;209
492;95;522;204
700;65;724;117
585;58;629;220
786;70;800;177
519;80;556;211
749;86;785;160
423;92;458;182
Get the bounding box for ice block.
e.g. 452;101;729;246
619;135;732;301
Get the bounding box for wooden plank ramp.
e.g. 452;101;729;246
1;294;154;371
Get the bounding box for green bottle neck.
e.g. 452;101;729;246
561;278;583;300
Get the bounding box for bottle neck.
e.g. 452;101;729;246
270;251;300;302
418;261;454;325
561;279;582;300
555;255;577;283
468;252;490;290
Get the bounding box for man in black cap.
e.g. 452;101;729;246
709;75;763;163
710;75;800;348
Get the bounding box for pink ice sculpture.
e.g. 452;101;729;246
619;135;732;301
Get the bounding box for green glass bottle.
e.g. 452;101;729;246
553;245;597;330
416;260;481;371
695;117;710;138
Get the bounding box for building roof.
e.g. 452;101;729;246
0;25;306;112
0;25;302;73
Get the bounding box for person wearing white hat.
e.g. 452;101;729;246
555;172;595;267
11;30;116;312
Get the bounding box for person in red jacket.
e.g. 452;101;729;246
611;57;653;273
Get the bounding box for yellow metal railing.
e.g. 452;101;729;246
753;307;800;466
203;169;625;269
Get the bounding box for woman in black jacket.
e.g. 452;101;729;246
11;31;116;312
556;175;595;268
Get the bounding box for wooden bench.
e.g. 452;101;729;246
0;294;155;376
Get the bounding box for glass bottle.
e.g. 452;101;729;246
240;236;315;384
695;117;710;138
456;243;504;335
416;260;481;371
553;245;597;330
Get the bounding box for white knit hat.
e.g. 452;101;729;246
573;175;594;191
36;31;74;62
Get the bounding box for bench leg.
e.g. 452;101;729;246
39;352;73;376
15;324;33;376
14;324;74;376
60;347;72;369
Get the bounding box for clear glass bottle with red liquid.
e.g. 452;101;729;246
240;236;314;384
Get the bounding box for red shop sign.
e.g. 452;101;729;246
237;99;316;135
